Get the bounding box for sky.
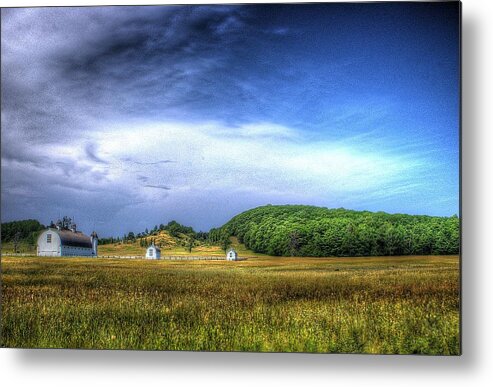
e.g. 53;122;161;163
1;2;460;237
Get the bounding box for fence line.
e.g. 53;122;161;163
1;252;227;261
1;253;35;257
98;255;226;261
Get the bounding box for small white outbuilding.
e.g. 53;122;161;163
146;243;161;259
226;248;238;261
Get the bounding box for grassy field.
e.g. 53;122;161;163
0;255;460;354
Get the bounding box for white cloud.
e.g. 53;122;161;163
92;120;425;202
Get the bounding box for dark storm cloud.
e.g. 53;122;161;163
1;5;251;143
46;5;250;122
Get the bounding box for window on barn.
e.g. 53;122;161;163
149;249;153;256
47;234;52;243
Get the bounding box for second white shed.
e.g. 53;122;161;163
146;243;161;259
226;248;238;261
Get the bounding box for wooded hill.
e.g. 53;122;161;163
208;205;460;257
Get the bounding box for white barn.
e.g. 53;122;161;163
226;248;238;261
37;225;98;257
146;243;161;259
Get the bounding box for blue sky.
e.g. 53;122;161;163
1;3;460;236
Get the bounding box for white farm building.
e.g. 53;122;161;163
226;248;238;261
146;243;161;259
37;225;98;257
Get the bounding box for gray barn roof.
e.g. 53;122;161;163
53;229;93;248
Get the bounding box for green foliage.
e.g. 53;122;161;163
1;219;45;243
216;205;460;257
220;236;232;252
195;231;209;241
1;255;460;354
185;234;195;253
164;220;195;237
99;237;117;245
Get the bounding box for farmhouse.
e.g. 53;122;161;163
37;224;98;257
226;248;238;261
146;243;161;259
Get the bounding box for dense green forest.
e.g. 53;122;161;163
2;219;45;242
1;219;45;244
209;205;460;257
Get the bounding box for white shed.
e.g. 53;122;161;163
226;248;238;261
146;243;161;259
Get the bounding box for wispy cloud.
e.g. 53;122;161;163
85;143;108;164
144;184;171;190
128;159;174;166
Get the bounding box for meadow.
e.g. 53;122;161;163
1;255;460;354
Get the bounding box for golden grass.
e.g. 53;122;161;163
1;255;460;354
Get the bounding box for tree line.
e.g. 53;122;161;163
1;219;45;243
99;220;209;248
209;205;460;257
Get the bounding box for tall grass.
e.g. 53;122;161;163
1;255;460;354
